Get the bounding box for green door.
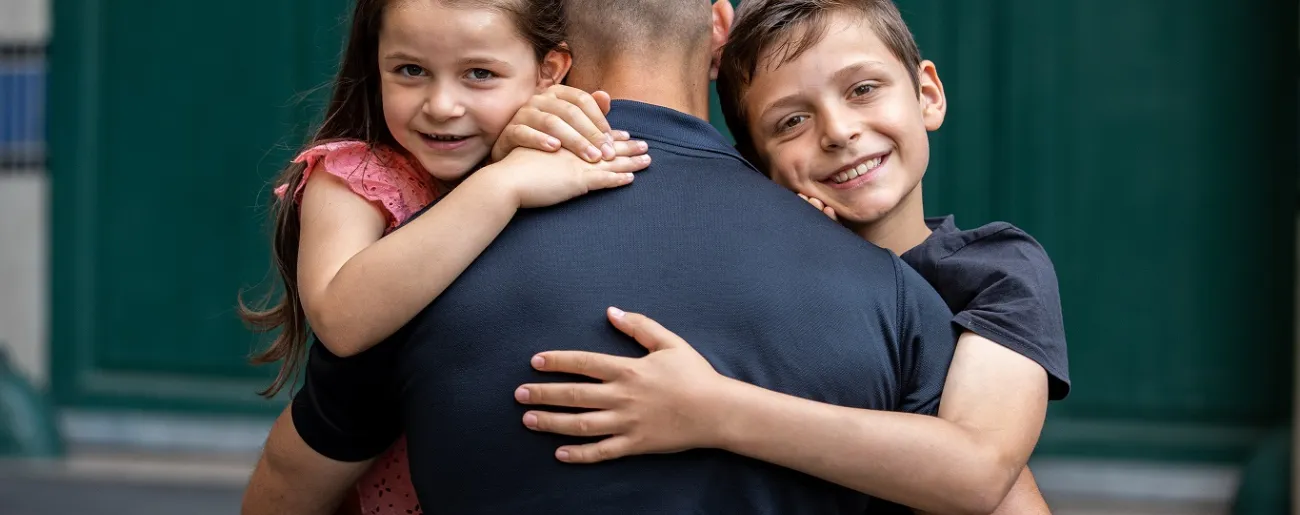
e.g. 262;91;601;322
49;0;351;414
897;0;1296;462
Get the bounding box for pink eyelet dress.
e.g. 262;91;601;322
277;140;438;515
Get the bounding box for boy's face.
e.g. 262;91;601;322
741;13;946;226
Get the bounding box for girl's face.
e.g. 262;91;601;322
378;0;566;183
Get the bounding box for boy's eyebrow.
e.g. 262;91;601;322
832;61;887;84
759;93;806;119
757;60;889;118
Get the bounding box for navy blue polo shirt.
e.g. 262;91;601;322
292;100;959;514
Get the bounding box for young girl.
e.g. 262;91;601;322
239;1;649;514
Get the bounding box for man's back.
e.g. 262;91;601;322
295;102;957;514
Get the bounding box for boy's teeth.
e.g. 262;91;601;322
831;157;884;184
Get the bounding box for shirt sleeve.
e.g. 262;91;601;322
278;141;439;229
893;256;960;416
290;335;404;462
942;227;1071;400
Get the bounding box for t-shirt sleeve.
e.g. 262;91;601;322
941;227;1071;400
276;141;439;229
893;256;960;416
290;335;404;462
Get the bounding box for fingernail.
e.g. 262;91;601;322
637;155;651;164
523;412;538;428
545;137;560;149
637;141;648;151
617;130;631;140
585;146;602;161
601;143;616;159
531;355;545;369
515;387;531;402
556;449;571;461
609;306;626;319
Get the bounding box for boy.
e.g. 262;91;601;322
514;1;1068;512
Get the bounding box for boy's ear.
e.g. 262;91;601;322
917;60;947;131
538;44;573;90
709;0;736;80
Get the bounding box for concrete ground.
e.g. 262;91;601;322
0;452;249;515
0;451;1232;515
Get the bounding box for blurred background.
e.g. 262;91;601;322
0;0;1296;513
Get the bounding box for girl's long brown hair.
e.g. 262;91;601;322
239;0;568;398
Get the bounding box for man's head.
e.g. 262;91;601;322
718;0;946;227
562;0;734;101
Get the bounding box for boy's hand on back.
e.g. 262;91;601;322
798;193;838;221
491;85;649;164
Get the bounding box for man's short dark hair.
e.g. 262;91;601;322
718;0;923;165
563;0;713;64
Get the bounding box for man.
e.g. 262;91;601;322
242;1;957;513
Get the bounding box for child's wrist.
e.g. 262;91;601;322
466;162;523;210
699;376;748;450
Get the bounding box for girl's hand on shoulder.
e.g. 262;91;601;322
491;85;649;164
798;193;838;221
485;147;650;209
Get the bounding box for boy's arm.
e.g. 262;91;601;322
713;322;1046;514
984;468;1052;515
519;306;1048;514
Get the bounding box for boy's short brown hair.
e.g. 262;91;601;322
718;0;922;162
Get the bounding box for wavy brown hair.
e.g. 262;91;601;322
239;0;568;398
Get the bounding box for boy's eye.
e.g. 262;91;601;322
851;83;875;97
467;69;496;81
396;64;426;77
779;114;808;132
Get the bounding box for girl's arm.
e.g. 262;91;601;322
298;148;648;357
296;168;513;357
517;316;1048;515
242;406;372;515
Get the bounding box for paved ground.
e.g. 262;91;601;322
0;454;1232;515
0;452;250;515
0;475;242;515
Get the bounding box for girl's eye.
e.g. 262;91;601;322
467;69;496;81
396;64;426;77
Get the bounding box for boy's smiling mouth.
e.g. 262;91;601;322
821;151;890;188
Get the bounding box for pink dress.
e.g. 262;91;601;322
278;140;436;515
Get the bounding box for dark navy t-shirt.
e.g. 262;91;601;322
291;100;959;514
901;215;1070;399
